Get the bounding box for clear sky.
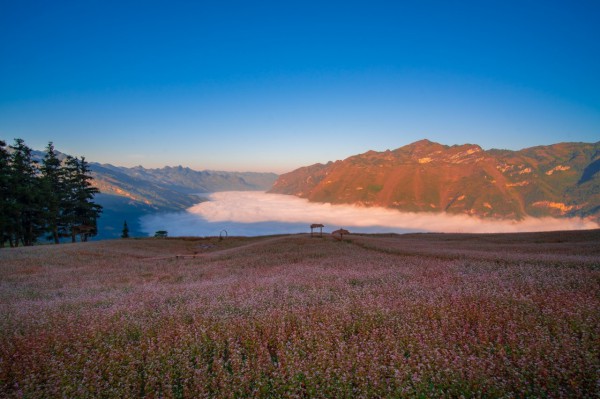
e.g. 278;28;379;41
1;0;598;173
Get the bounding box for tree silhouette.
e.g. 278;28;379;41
9;139;44;246
64;156;103;242
0;141;10;247
41;142;67;244
121;220;129;238
0;138;103;247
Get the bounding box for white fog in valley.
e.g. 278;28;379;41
139;191;599;237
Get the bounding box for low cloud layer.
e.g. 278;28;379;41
140;191;599;237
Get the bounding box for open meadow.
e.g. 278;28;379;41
1;230;599;398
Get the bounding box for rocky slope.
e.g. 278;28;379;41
270;139;600;221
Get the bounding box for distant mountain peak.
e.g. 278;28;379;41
404;138;439;148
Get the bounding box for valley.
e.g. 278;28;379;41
89;164;278;239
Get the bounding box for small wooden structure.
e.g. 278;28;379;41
219;229;228;241
310;223;324;237
332;228;350;240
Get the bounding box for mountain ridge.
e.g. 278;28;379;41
269;139;600;221
91;162;277;209
89;163;277;239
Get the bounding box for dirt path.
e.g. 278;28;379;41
142;235;305;261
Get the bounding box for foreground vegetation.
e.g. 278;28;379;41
0;139;102;247
1;230;599;398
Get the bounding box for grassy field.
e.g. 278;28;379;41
1;230;599;398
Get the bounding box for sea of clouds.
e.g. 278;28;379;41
139;191;599;237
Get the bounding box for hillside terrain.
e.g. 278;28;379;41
270;139;600;221
90;164;277;239
0;230;598;397
92;163;277;204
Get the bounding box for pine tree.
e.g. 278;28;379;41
64;156;102;242
0;140;11;247
1;138;102;246
9;138;44;246
121;220;129;238
40;142;67;244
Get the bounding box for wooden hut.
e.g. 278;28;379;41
310;223;324;237
332;228;350;240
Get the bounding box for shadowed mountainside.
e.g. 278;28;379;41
270;139;600;221
92;163;277;208
90;164;277;238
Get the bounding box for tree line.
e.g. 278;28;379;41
0;138;102;247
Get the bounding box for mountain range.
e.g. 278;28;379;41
90;164;277;238
28;139;600;239
269;139;600;222
91;163;277;210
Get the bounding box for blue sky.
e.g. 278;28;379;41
1;1;598;173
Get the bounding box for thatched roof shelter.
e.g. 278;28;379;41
332;228;350;240
310;223;325;237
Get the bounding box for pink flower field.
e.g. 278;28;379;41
1;230;599;398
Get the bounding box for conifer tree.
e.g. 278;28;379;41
40;142;66;244
121;220;129;238
0;137;102;246
64;156;102;242
9;138;44;246
0;140;11;247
